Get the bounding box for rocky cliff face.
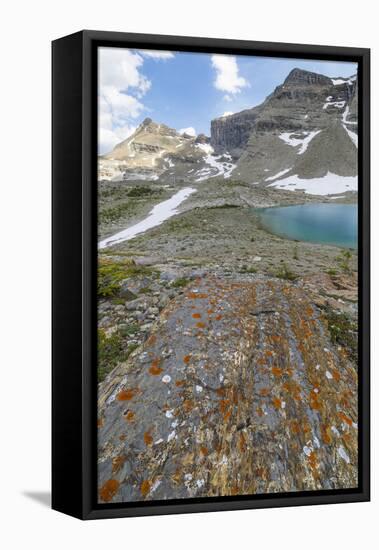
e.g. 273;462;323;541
210;69;358;187
211;68;357;156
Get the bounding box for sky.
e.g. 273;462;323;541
98;47;357;154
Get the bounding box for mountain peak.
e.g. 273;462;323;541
284;68;332;86
141;117;153;127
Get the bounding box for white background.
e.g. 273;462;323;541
1;0;376;548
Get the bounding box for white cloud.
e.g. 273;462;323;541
221;111;234;117
179;127;196;137
211;55;249;95
98;47;173;154
99;124;136;156
139;49;175;59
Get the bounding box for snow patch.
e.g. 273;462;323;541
278;130;321;154
342;124;358;148
265;167;292;181
323;99;345;110
268;171;357;196
195;150;236;181
99;187;196;248
332;75;356;86
196;143;214;155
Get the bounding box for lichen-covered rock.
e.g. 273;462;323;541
98;276;357;503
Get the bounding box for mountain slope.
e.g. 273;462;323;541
99;68;358;196
98;118;235;183
212;68;358;189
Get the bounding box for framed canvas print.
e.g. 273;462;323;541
52;30;370;519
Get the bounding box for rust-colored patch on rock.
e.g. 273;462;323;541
124;410;135;423
200;446;208;456
183;399;194;412
339;411;353;426
144;431;153;446
187;292;208;299
272;397;282;410
140;480;151;497
99;479;120;502
117;388;138;401
149;359;163;375
192;312;202;319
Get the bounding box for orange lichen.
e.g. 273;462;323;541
271;366;282;377
187;292;208;299
331;368;341;382
309;392;322;411
140;480;151;497
112;455;126;474
272;397;282;409
144;431;153;446
200;446;208;456
259;388;270;397
239;432;247;453
338;411;353;426
99;479;120;502
230;485;240;495
183;355;191;364
124;410;135;422
149;359;163;375
192;312;202;319
175;379;185;387
283;380;301;401
183;399;194;412
321;425;332;445
219;399;230;414
207;309;214;315
196;322;206;329
307;451;318;473
223;409;232;421
117;388;138;401
290;420;301;435
215;314;222;320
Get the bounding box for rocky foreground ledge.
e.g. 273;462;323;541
97;276;358;503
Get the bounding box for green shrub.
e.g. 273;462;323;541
97;258;156;298
336;250;353;273
274;263;297;281
127;186;155;197
171;277;191;288
98;329;139;382
324;309;358;363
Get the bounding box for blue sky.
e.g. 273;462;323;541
98;47;357;154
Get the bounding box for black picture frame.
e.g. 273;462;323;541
52;30;370;520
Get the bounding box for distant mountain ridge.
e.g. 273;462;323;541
99;68;358;195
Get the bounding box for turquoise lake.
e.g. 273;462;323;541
255;203;357;248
